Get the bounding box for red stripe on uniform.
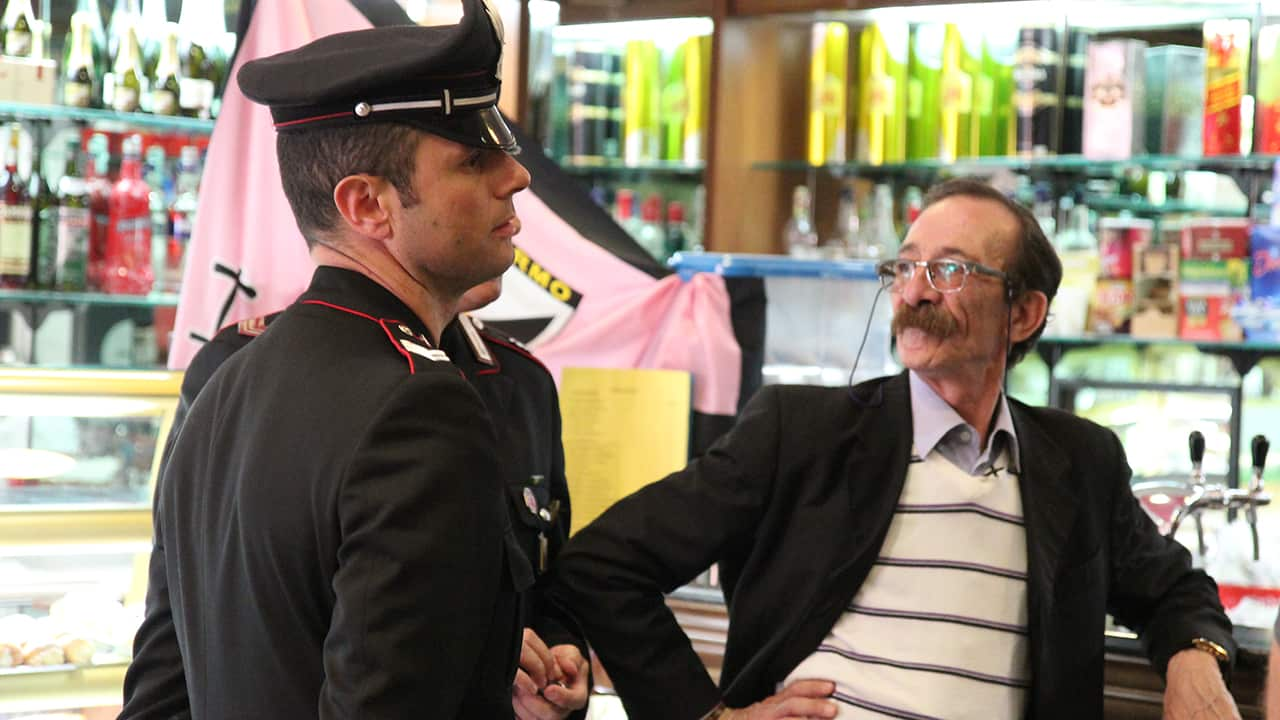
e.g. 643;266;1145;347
301;300;416;374
274;111;352;128
482;334;549;375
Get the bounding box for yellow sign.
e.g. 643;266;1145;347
560;367;691;535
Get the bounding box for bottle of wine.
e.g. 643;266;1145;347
139;0;168;75
1;0;35;58
149;23;182;116
1;124;32;288
86;133;113;290
110;21;144;113
63;12;97;108
56;138;92;291
104;134;152;294
176;0;216;119
106;0;142;62
783;185;819;259
29;134;56;289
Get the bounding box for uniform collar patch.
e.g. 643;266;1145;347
460;314;495;366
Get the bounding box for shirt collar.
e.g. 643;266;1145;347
908;370;1020;472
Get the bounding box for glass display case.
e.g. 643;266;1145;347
0;367;180;717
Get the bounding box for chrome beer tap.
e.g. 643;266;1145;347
1166;431;1271;560
1169;431;1210;555
1243;435;1271;561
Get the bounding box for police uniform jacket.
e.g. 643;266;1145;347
547;372;1236;720
122;267;530;719
438;316;585;663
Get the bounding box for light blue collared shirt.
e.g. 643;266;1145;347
908;371;1021;476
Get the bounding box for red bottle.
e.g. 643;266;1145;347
85;134;113;291
103;134;152;294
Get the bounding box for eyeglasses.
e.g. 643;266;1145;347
876;258;1010;294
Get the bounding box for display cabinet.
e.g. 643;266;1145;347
0;367;180;716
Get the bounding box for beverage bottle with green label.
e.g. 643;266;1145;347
56;138;92;291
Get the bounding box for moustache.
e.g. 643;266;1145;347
892;304;958;338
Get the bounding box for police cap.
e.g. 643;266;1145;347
237;0;518;153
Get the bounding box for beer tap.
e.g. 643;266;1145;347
1166;431;1271;560
1244;435;1271;561
1169;431;1209;554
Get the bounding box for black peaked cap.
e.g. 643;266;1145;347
236;0;517;152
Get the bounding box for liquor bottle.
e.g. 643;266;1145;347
62;12;97;108
106;0;142;62
783;185;819;259
831;185;859;258
104;134;152;294
1;0;35;58
175;0;218;119
682;34;711;164
110;22;144;113
144;144;168;285
857;22;908;165
149;23;181;115
665;200;687;258
1014;25;1062;156
86;134;112;290
55;138;91;291
29;137;56;289
0;125;32;288
140;0;168;75
622;39;660;164
902;185;924;231
635;194;665;261
614;188;640;238
854;184;898;260
62;0;107;108
165;145;199;292
908;24;944;161
809;22;849;166
659;40;686;163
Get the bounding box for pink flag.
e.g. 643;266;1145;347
168;0;373;368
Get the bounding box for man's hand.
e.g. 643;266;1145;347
721;680;837;720
1163;648;1241;720
512;629;587;720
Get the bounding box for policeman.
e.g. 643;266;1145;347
120;3;536;718
136;278;591;720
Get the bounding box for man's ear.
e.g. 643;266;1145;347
1012;290;1050;344
332;175;392;241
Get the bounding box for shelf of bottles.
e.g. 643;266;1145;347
526;11;713;263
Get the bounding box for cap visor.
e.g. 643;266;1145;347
414;105;520;154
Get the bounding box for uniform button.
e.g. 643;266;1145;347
958;430;972;442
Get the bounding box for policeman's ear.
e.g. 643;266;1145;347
332;174;393;242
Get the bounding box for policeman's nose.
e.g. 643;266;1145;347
500;154;532;197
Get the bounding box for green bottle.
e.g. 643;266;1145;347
148;23;182;116
62;12;98;108
1;0;36;58
56;138;91;291
29;142;57;290
111;22;144;113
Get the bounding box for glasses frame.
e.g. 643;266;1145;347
876;258;1010;294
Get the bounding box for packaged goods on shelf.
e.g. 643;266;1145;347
1259;25;1280;153
1203;19;1251;156
1145;45;1205;156
1061;30;1088;155
1098;217;1152;281
1131;241;1180;339
1088;278;1134;335
808;22;849;166
1082;39;1147;160
1233;224;1280;341
1013;24;1061;156
0;56;55;104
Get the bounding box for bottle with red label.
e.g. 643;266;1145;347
103;133;153;294
164;144;199;292
85;133;112;290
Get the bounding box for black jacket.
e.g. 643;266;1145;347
121;267;530;719
547;372;1235;719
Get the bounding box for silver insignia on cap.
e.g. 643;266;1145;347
354;102;371;117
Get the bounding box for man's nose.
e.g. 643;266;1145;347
898;266;940;306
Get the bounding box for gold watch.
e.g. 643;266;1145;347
1189;637;1230;664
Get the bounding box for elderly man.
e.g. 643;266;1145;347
549;178;1238;720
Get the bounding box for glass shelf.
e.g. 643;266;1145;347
1040;335;1280;354
753;153;1280;176
1082;195;1248;217
670;251;879;280
558;158;705;177
0;289;180;309
0;100;215;135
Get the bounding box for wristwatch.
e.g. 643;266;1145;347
1188;637;1230;664
700;702;729;720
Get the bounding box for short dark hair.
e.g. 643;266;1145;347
276;123;426;246
921;177;1062;365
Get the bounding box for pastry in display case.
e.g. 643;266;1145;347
0;368;180;717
